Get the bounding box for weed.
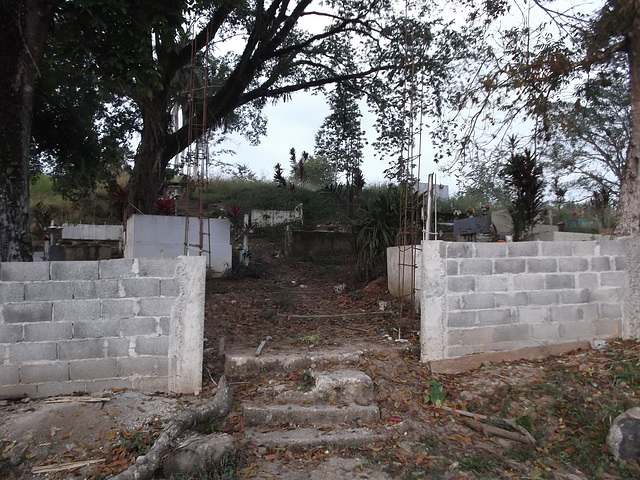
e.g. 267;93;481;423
300;334;321;346
273;292;294;310
262;310;277;323
506;446;535;463
349;290;365;301
194;416;224;435
120;430;154;456
297;370;315;390
459;453;491;474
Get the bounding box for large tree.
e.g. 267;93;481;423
57;0;454;218
440;0;640;236
0;1;57;262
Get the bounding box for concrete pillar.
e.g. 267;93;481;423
168;255;207;394
420;241;447;362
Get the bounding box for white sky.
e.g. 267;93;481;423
215;90;453;188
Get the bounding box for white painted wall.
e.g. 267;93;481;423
124;215;232;275
251;205;303;227
62;223;123;241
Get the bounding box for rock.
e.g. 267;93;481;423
607;407;640;463
162;433;235;477
7;442;29;466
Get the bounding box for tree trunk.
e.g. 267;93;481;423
111;376;233;480
126;95;170;217
614;1;640;237
0;1;56;262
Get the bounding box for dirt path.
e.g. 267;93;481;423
1;237;639;479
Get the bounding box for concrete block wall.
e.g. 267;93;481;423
124;214;232;276
420;239;635;363
0;256;206;399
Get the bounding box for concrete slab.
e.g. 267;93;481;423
245;426;384;447
275;369;375;405
225;347;365;380
429;340;592;374
248;455;392;480
243;404;380;427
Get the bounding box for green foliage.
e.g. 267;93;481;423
315;82;365;184
501;146;545;241
423;380;446;407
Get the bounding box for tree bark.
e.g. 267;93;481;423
614;0;640;237
126;94;170;217
0;0;56;262
110;376;233;480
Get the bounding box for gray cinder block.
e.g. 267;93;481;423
9;342;57;363
474;242;507;258
20;362;70;383
135;336;169;356
540;241;573;257
445;259;459;276
0;262;50;281
590;256;612;272
120;317;159;337
477;275;509;292
98;258;136;279
119;278;160;297
528;290;558;306
116;356;163;377
446;243;474;258
460;292;494;310
138;297;176;317
50;262;99;281
459;258;493;275
160;278;180;297
527;258;558;273
25;282;74;301
0;365;20;385
2;302;53;323
53;300;101;322
101;298;138;319
478;308;516;326
107;337;131;357
558;289;590;304
545;274;576;290
559;257;589;273
73;320;121;339
0;282;24;302
494;292;528;307
72;279;120;299
576;273;600;289
494;258;526;274
507;242;539;257
601;240;626;256
512;274;544;290
448;311;477;328
58;338;107;360
138;258;179;277
491;324;529;343
69;358;117;380
0;324;23;343
447;276;476;293
518;306;550;324
24;322;72;342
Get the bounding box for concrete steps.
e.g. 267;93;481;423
226;347;387;449
224;347;365;381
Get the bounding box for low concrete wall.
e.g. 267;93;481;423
124;215;231;276
0;256;206;399
419;239;638;370
252;206;303;228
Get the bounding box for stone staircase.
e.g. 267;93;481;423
224;346;388;450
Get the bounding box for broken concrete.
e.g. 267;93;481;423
225;347;365;381
245;426;384;447
242;404;380;427
275;369;375;405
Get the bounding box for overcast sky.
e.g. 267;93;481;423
215;90;453;189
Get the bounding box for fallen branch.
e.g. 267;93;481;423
462;418;535;445
32;459;104;474
441;406;536;445
110;376;233;480
44;397;110;404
